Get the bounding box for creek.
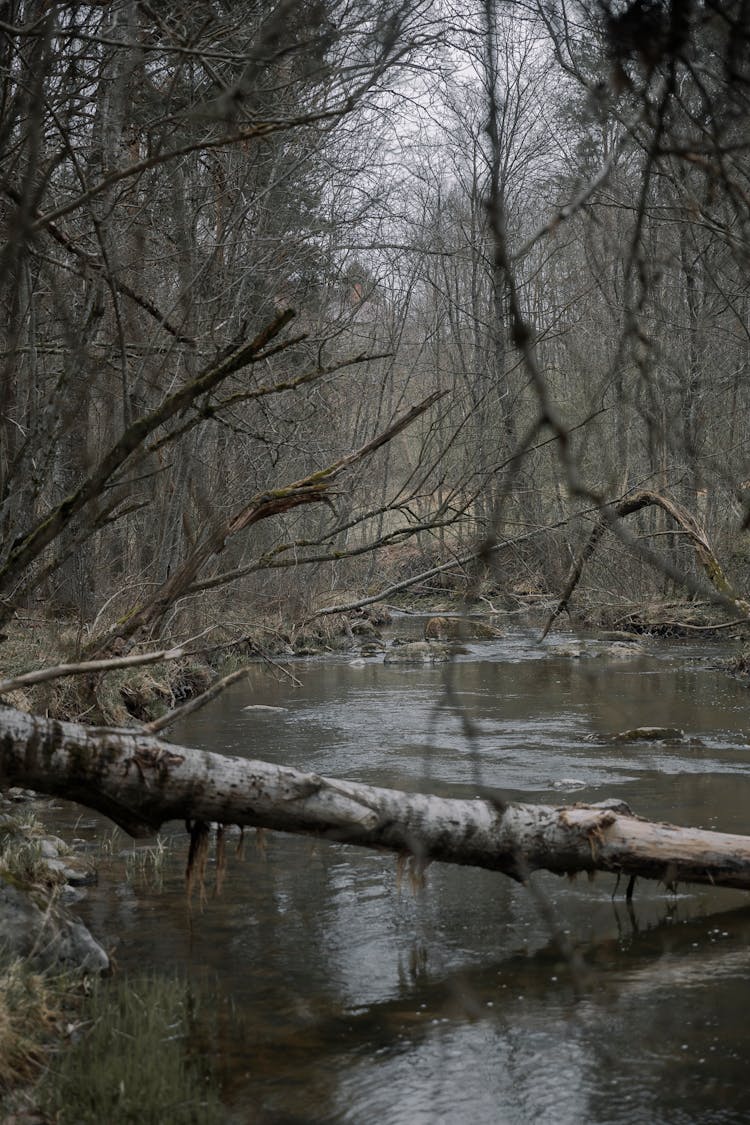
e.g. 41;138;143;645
46;622;750;1123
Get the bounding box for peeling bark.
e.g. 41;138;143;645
2;706;750;893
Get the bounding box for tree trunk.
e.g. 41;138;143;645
2;705;750;892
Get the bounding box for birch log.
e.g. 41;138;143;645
2;705;750;891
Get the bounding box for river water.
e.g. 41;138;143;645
51;623;750;1123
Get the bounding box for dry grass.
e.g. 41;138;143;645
0;811;68;893
0;956;70;1095
0;810;74;1105
0;616;217;724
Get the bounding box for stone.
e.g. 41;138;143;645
552;778;587;791
598;641;645;658
384;641;451;664
611;726;685;743
0;876;109;974
7;787;37;802
41;856;97;886
39;836;66;859
351;619;378;636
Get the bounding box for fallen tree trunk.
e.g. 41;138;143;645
541;489;750;640
2;705;750;891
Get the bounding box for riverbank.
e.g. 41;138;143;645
0;791;226;1123
2;592;749;725
0;954;223;1124
0;792;107;1121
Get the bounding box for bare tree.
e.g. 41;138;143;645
0;0;453;645
3;0;750;917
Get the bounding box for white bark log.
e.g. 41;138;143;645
2;705;750;891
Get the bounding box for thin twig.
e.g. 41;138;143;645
142;667;253;735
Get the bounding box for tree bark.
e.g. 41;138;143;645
2;705;750;892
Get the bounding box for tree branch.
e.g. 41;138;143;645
88;390;446;653
0;645;186;697
0;309;296;617
541;489;750;640
1;185;192;342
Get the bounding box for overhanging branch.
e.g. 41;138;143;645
541;489;750;640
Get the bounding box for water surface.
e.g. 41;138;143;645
51;626;750;1123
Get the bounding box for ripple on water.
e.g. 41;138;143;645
118;632;750;1123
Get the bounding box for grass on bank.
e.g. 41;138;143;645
39;974;224;1125
1;807;223;1123
0;809;69;892
0;964;224;1125
0;956;72;1099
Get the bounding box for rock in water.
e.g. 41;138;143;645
424;616;503;640
552;778;588;791
599;641;645;658
384;641;450;664
611;726;684;742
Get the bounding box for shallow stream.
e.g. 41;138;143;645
47;623;750;1123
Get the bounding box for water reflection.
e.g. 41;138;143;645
43;628;750;1122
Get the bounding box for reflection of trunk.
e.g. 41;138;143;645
3;704;750;892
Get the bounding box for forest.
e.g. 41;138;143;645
2;0;749;652
2;1;750;1122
